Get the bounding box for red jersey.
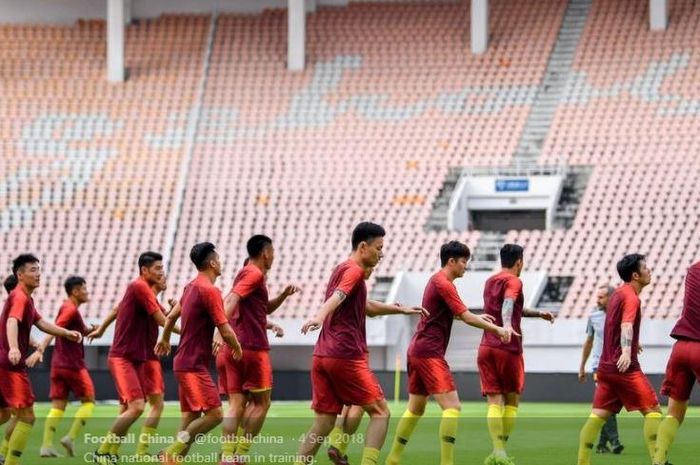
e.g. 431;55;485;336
671;261;700;342
314;260;368;360
174;275;228;372
0;287;42;371
480;271;523;354
52;300;89;370
230;264;270;351
597;283;642;375
408;271;467;358
109;278;162;363
146;302;166;361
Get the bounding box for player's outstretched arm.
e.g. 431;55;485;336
218;322;243;360
266;320;284;338
365;300;429;318
155;304;181;357
151;307;181;334
578;335;594;382
35;319;82;342
87;304;119;340
523;308;555;323
458;311;515;342
616;322;634;373
301;290;346;334
267;285;300;314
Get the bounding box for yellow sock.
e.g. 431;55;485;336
653;415;680;465
42;408;64;448
360;446;381;465
68;402;94;440
228;425;245;455
486;404;505;453
439;408;459;465
329;425;350;455
5;421;32;465
109;439;121;456
237;434;252;456
136;425;157;455
644;412;663;461
221;433;236;459
386;409;422;465
577;414;606;465
0;438;8;457
503;406;518;444
165;433;189;456
97;432;116;455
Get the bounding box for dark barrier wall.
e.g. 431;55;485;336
26;370;697;404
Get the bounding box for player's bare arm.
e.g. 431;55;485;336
268;284;300;314
7;317;21;364
26;334;55;367
501;298;515;330
301;290;346;334
523;308;555;322
87;304;119;340
35;318;82;342
223;292;241;319
616;322;634;372
267;320;284;338
151;308;181;334
365;300;429;317
578;335;594;382
458;311;515;343
155;304;181;356
218;322;243;360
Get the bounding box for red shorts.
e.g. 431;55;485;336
216;348;273;395
108;357;146;404
477;345;525;396
311;356;384;415
142;359;165;397
593;369;659;413
0;369;35;409
407;356;456;396
50;367;95;400
661;340;700;402
175;370;222;413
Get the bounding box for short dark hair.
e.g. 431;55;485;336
247;235;272;258
138;252;163;271
64;276;86;295
500;244;524;268
190;242;217;271
440;241;471;267
351;222;385;250
3;275;17;293
12;254;40;275
617;254;646;282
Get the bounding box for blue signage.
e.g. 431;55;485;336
495;179;529;192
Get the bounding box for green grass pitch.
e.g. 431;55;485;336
15;401;700;464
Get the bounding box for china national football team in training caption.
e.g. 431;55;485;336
0;222;695;465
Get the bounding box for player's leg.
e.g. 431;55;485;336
385;395;427;465
295;412;337;464
61;368;96;457
137;361;165;456
359;398;391;465
640;405;663;462
221;393;246;461
5;406;34;465
577;408;612;465
40;398;67;457
433;391;460;465
0;407;10;462
502;392;520;448
653;398;687;465
0;415;17;462
160;411;201;464
600;414;623;454
237;389;271;459
484;393;509;464
328;405;365;465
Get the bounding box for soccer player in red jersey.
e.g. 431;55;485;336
0;274;19;464
0;254;82;465
478;244;554;465
653;260;700;465
385;241;512;465
576;254;662;465
24;276;96;458
155;242;243;465
90;252;172;464
294;222;427;465
215;235;299;464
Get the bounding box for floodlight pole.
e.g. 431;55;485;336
471;0;489;54
107;0;125;82
650;0;668;30
288;0;306;71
